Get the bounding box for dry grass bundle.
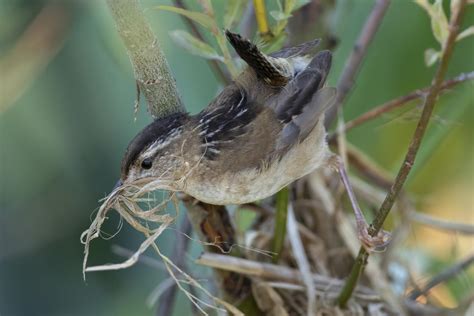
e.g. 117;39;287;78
81;180;244;315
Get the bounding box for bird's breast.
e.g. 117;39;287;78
183;119;330;205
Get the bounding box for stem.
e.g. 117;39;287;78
172;0;230;84
253;0;271;37
335;71;474;135
107;0;184;118
408;254;474;300
272;186;289;263
409;211;474;235
336;0;468;307
325;0;391;127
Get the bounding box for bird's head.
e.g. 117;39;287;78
117;112;190;189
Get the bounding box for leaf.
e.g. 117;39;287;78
155;5;214;29
223;0;247;29
430;0;449;45
169;30;224;62
456;26;474;41
294;0;311;11
424;48;441;66
415;0;433;14
284;0;311;13
415;0;449;46
270;10;291;22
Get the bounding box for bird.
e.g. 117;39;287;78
116;30;389;250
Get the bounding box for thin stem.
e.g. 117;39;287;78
409;211;474;235
172;0;230;84
408;254;474;300
253;0;271;37
336;0;468;308
272;186;289;263
335;71;474;135
325;0;391;126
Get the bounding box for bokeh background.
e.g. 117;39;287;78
0;0;473;315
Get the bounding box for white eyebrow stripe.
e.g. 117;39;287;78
142;127;182;159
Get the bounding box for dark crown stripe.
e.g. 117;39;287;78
121;112;188;175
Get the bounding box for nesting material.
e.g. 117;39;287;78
81;180;243;316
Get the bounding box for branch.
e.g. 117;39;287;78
325;0;391;126
107;0;184;118
408;254;474;300
196;252;376;296
409;211;474;235
337;0;469;307
336;71;474;135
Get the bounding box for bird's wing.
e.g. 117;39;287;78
197;86;263;160
269;50;337;150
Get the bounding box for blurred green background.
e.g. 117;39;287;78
0;0;472;315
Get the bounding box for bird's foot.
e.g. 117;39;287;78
357;223;391;252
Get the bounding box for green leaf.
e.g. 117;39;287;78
223;0;247;29
424;48;441;66
270;10;291;21
294;0;311;11
284;0;310;13
415;0;449;46
155;5;214;29
169;30;224;62
456;26;474;41
430;0;449;45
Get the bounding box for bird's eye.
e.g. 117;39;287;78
141;158;153;169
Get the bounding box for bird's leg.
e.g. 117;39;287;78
330;156;391;251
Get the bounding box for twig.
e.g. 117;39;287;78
156;215;193;316
333;71;474;135
196;253;376;295
409;211;474;235
107;0;184;118
325;0;391;126
336;0;469;308
0;3;70;114
253;0;271;38
172;0;230;84
408;254;474;300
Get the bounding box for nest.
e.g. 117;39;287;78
82;169;467;316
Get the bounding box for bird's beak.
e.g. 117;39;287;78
112;179;123;192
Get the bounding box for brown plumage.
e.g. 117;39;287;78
119;31;335;203
117;31;392;251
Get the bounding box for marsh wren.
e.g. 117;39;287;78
116;31;389;250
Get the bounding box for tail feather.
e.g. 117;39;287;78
225;30;289;86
